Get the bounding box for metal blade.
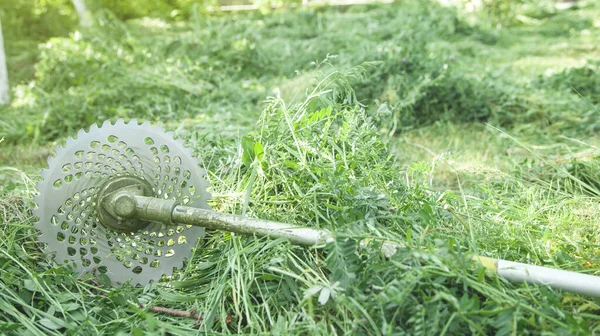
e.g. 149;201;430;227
33;119;211;285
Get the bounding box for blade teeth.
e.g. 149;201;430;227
46;155;56;167
89;123;99;133
150;124;163;134
35;118;211;286
65;136;76;147
39;168;49;179
37;232;47;241
32;194;42;208
53;143;67;157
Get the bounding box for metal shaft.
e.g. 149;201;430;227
107;189;600;298
116;195;334;246
474;256;600;298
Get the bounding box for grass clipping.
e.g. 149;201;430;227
2;70;592;335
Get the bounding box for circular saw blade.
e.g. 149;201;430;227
34;119;211;286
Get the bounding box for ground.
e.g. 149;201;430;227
1;0;600;334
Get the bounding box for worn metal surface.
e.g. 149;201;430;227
103;192;333;245
34;119;211;285
171;205;333;245
97;176;153;232
116;195;334;245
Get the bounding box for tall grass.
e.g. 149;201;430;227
2;0;600;334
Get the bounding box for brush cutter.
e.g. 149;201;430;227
34;119;600;297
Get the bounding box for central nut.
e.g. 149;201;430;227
97;176;154;233
112;193;138;218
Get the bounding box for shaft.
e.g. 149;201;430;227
122;195;333;246
108;191;600;298
474;256;600;298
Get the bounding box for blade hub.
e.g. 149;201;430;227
97;176;153;233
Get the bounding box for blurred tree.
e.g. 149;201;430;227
0;18;8;104
0;0;77;41
92;0;213;21
72;0;92;26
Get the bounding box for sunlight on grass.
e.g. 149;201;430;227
3;0;600;334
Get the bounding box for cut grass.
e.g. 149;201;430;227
2;0;600;334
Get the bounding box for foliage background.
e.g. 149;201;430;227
2;0;600;334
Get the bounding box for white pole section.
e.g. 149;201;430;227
72;0;93;27
0;17;9;105
475;256;600;297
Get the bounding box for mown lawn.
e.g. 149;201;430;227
2;1;600;334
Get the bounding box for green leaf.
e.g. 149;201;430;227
318;287;331;305
23;279;37;292
38;318;64;330
156;289;204;303
241;136;255;167
63;302;81;312
304;285;323;299
69;311;86;322
260;274;279;281
254;141;264;162
98;274;112;287
131;327;145;336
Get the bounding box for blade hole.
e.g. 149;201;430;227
53;180;63;189
67;247;76;256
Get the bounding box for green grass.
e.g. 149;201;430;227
3;0;600;334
